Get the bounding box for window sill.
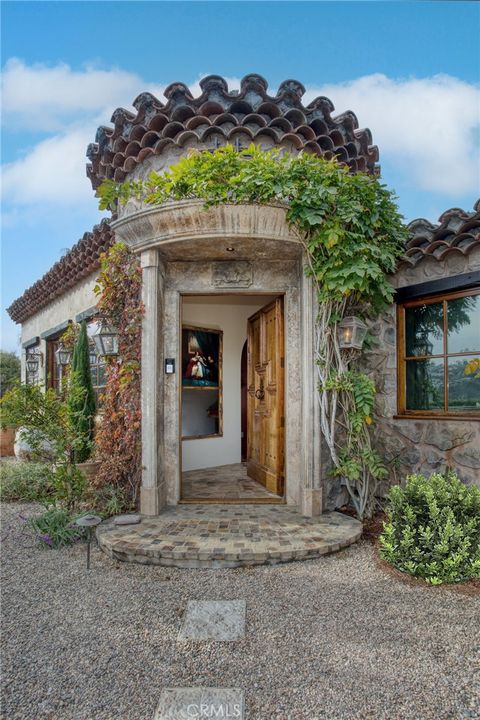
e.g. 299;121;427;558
393;414;480;422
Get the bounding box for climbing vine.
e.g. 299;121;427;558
98;145;407;518
93;242;143;508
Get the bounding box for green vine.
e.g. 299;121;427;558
98;145;407;519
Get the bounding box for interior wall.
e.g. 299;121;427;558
181;295;275;472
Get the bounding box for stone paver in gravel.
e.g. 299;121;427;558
154;687;244;719
97;504;362;568
178;600;246;641
2;502;479;720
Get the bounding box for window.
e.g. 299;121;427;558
47;339;66;394
25;345;40;385
397;288;480;416
86;319;107;404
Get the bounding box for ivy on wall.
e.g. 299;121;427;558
99;145;407;518
93;242;143;508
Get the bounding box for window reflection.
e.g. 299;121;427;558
405;302;443;357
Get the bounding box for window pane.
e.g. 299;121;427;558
406;358;444;411
97;364;107;387
448;356;480;412
447;295;480;354
405;302;444;357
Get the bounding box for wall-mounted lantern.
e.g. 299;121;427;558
337;316;368;351
25;348;43;374
55;343;72;367
92;319;119;359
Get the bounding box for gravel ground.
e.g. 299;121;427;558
1;502;479;720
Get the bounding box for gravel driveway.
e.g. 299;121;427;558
1;502;479;720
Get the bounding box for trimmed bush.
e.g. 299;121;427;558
379;471;480;584
0;460;54;502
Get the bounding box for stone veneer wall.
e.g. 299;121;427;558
363;247;480;490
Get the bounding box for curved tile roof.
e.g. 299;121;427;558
86;74;380;188
400;199;480;268
7;219;114;324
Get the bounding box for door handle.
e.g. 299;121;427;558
255;388;265;400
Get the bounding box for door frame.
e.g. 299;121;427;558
178;291;286;503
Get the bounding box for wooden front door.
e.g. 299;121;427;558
246;297;285;495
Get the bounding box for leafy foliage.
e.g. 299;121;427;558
93;242;143;508
68;321;96;463
0;351;21;399
379;471;480;584
0;383;86;511
0;460;54;502
98;145;406;312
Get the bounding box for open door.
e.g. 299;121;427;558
247;297;285;495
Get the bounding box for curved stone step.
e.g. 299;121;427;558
97;505;362;569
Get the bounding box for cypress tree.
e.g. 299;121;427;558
68;321;96;463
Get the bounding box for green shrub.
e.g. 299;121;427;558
68;320;96;463
379;471;480;584
27;506;84;548
0;460;55;502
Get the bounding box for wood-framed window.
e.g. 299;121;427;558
397;287;480;418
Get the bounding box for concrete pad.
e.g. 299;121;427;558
178;600;246;641
154;687;244;719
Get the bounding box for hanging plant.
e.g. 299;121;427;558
98;145;407;518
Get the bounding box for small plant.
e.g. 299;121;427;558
379;470;480;584
27;506;84;549
0;460;54;502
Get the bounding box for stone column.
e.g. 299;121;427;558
140;249;165;515
300;271;322;517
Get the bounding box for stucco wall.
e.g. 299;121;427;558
20;272;98;384
363;246;480;489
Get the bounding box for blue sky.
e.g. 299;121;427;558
2;0;479;352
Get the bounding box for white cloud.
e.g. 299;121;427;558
1;63;478;211
1;58;151;131
306;73;480;196
2;124;95;203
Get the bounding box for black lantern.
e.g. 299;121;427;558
26;349;42;374
337;316;368;351
92;319;119;358
55;343;72;366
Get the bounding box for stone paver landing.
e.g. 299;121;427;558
97;505;362;568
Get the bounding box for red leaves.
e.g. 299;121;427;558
94;243;142;507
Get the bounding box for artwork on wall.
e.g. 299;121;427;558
182;326;222;388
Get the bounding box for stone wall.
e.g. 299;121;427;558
363;246;480;489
